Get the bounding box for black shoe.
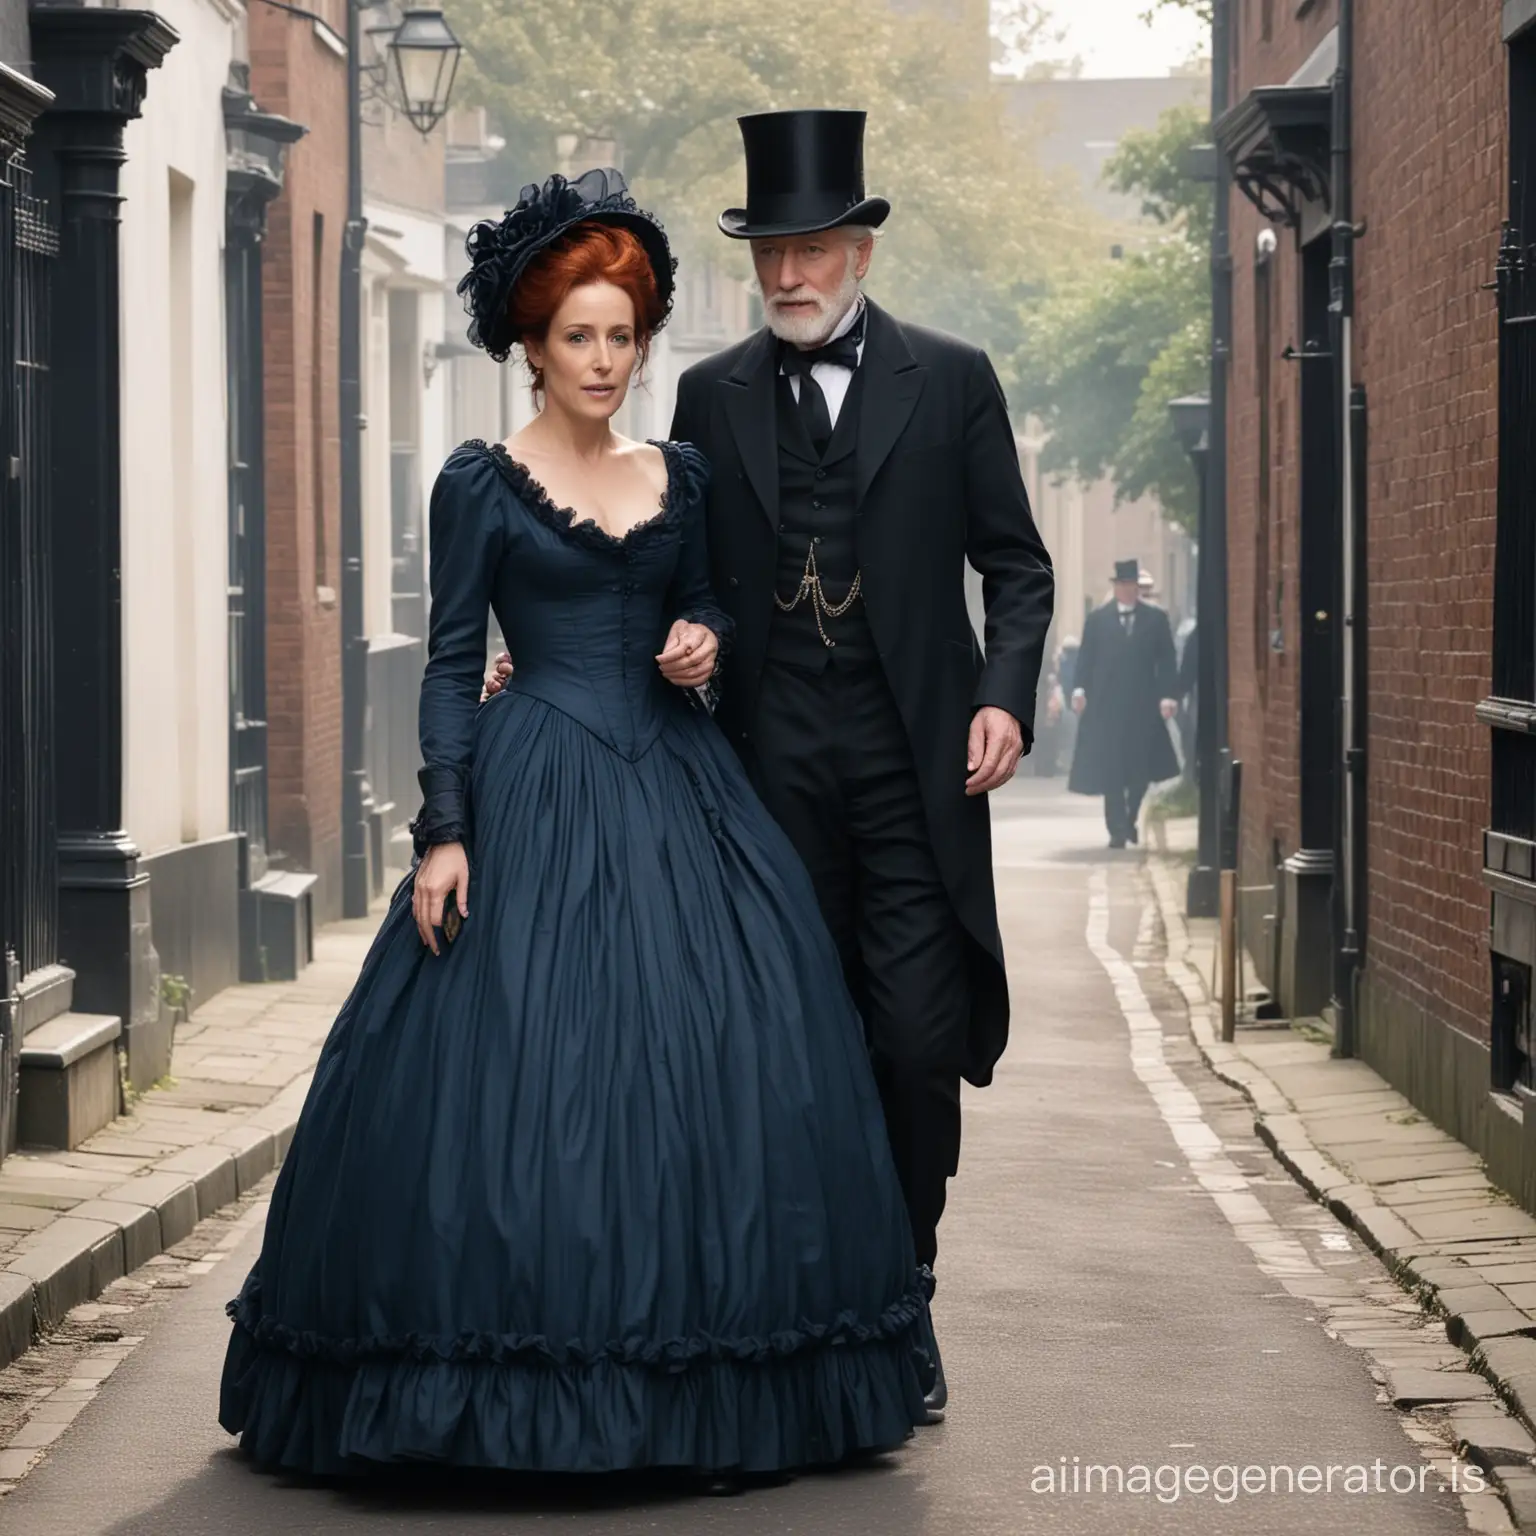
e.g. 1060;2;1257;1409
698;1471;792;1497
1128;825;1140;845
1108;836;1126;850
915;1265;946;1425
922;1343;948;1424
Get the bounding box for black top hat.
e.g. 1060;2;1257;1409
719;110;890;240
1112;559;1140;583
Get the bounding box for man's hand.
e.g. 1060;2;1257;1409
1072;688;1086;716
1160;698;1178;721
483;652;513;701
966;706;1024;797
656;620;718;689
413;841;468;957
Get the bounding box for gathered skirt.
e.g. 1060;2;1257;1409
219;688;930;1474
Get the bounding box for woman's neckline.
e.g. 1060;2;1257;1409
483;438;676;549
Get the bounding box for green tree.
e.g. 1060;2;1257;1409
1011;102;1211;530
449;0;1088;351
1143;0;1213;21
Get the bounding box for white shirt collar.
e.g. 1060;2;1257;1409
780;294;866;370
826;294;865;344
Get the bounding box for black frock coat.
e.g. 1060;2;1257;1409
1066;599;1181;796
669;300;1054;1088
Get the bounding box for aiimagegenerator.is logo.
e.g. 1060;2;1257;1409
1029;1456;1489;1505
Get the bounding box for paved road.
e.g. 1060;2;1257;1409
3;781;1485;1534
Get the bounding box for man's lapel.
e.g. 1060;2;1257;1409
719;328;780;532
855;300;926;509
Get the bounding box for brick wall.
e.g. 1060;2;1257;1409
251;1;348;922
1351;3;1502;1044
1225;0;1504;1046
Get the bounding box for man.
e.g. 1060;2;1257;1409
1067;558;1179;848
670;109;1053;1422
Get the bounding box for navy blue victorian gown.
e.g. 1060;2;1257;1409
219;439;929;1475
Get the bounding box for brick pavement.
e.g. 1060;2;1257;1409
1151;825;1536;1525
0;907;383;1370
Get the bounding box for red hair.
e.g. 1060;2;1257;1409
506;223;665;397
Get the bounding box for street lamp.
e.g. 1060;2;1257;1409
389;8;462;136
259;0;461;915
1168;393;1219;921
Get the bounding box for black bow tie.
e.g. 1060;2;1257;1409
780;309;866;376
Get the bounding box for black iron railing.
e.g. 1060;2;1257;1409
0;151;58;985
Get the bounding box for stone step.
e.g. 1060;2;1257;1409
238;868;318;983
18;1012;122;1151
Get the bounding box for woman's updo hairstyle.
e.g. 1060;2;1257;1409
457;169;677;372
507;224;668;400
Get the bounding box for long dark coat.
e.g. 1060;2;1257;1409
669;300;1054;1088
1067;599;1181;795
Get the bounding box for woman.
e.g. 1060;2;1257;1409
218;170;929;1487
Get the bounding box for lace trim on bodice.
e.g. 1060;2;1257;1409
471;437;693;554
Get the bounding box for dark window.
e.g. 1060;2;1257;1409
1491;36;1536;837
1487;32;1536;1096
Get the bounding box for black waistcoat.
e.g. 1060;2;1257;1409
765;366;875;672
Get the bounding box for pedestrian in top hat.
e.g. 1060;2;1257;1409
1068;558;1180;847
669;108;1056;1424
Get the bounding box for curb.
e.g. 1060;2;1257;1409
1146;856;1536;1529
0;1102;301;1374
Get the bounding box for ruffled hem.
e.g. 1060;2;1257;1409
225;1273;928;1372
221;1309;926;1475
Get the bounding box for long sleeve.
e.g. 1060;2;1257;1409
410;447;505;858
662;442;733;714
1074;611;1102;702
663;443;732;645
963;349;1055;741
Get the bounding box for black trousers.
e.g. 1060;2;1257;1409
747;657;968;1270
1104;777;1149;844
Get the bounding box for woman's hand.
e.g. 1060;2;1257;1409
656;620;718;689
413;842;469;956
482;652;513;701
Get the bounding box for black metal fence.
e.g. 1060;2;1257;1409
0;150;58;984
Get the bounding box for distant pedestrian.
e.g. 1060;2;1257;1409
1068;558;1180;848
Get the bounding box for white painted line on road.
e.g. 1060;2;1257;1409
1085;867;1324;1285
1091;866;1522;1533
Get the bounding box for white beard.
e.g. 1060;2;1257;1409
762;259;862;348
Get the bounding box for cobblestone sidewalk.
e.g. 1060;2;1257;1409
1149;830;1536;1527
0;907;383;1373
